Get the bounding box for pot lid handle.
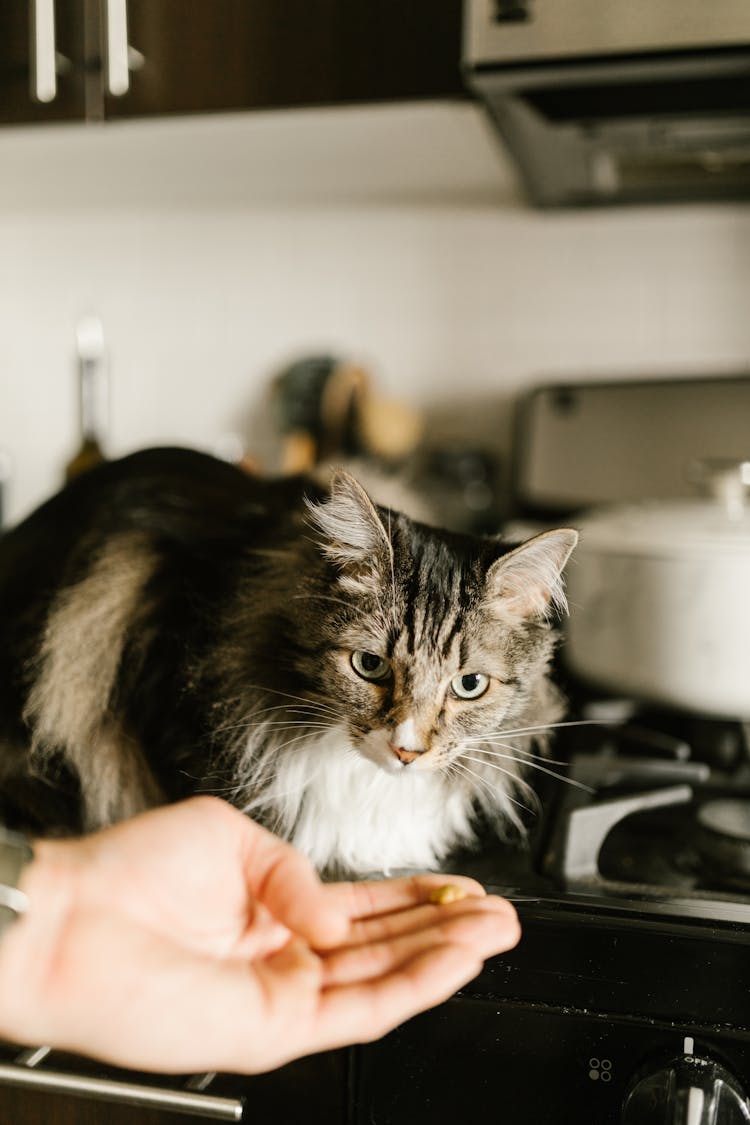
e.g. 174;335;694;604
687;458;750;521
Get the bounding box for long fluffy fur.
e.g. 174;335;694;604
0;449;577;874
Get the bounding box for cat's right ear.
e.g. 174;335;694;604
305;472;393;593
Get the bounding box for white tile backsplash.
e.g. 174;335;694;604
1;103;748;523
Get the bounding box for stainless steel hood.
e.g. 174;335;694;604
463;0;750;206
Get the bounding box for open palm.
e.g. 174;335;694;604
1;797;520;1074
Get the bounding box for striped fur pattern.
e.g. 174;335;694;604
22;533;164;829
0;448;576;874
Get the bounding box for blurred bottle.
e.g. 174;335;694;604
0;450;11;532
65;316;108;483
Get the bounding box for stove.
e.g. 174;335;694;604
353;703;750;1124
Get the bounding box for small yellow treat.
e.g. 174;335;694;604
429;884;468;905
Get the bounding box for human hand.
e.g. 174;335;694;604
0;797;520;1074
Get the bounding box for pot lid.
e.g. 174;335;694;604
577;499;750;557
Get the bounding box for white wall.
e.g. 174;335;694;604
1;102;749;524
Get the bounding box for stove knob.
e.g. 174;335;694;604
622;1053;749;1123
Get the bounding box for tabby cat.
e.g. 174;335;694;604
0;447;577;875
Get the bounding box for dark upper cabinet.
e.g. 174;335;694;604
0;1;466;126
0;0;89;124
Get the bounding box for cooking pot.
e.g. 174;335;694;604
564;461;750;720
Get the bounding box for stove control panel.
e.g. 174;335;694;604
355;999;750;1124
622;1042;749;1124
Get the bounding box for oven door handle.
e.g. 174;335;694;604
0;1060;244;1120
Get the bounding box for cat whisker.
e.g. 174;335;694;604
243;685;345;715
214;711;339;737
177;766;236;787
443;760;476;799
239;734;340;822
451;757;535;816
231;725;338;743
248;701;341;719
282;706;346;721
461;750;594;793
449;757;500;804
457;761;541;822
479;719;603;739
191;780;242;796
291;593;355;611
239;729;326;756
251;709;344;731
234;719;335;733
461;737;569;766
458;752;539;802
213;690;343;732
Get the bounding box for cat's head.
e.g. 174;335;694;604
302;472;577;781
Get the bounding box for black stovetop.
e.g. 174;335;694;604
446;699;750;927
353;703;750;1124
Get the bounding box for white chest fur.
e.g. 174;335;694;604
240;726;481;875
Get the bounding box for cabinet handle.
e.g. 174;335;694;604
104;0;130;96
29;0;57;103
0;1060;244;1121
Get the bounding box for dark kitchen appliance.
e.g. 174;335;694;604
511;374;750;518
352;702;750;1123
463;0;750;206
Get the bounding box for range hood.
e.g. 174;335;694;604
463;0;750;206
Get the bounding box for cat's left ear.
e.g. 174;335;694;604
306;471;393;592
484;528;578;623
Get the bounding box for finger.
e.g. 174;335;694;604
314;943;486;1051
322;873;487;923
341;894;517;950
321;898;521;987
239;820;348;949
332;894;519;956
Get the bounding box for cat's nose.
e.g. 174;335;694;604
390;744;425;765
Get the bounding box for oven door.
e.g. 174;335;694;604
0;1044;349;1124
352;901;750;1123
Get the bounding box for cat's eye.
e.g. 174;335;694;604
451;672;490;700
351;651;391;682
